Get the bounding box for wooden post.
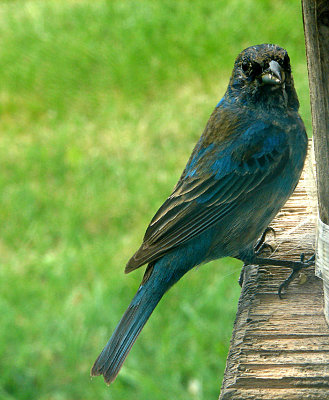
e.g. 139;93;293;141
219;145;329;399
302;0;329;323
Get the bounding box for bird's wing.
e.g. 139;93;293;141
126;121;289;272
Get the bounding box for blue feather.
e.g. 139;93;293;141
91;43;308;384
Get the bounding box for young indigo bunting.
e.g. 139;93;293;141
91;44;313;384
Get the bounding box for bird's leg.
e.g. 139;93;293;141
239;227;275;287
254;226;275;255
249;228;315;297
249;253;315;298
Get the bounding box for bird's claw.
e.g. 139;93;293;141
278;253;315;298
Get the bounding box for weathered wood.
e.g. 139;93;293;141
302;0;329;225
302;0;329;326
220;389;329;400
219;4;329;391
219;142;329;399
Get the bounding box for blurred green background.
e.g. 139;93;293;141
0;1;310;399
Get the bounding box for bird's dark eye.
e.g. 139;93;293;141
283;53;291;72
251;62;262;76
242;60;262;78
242;61;249;72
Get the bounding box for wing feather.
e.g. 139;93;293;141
126;122;289;273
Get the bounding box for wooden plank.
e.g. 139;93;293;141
219;141;329;399
221;389;329;400
302;0;329;225
302;0;329;324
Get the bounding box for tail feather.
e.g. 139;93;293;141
91;260;187;384
91;287;161;384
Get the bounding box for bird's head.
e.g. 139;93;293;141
227;44;299;111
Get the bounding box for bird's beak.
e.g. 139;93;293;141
261;60;284;85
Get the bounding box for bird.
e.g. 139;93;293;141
91;43;313;385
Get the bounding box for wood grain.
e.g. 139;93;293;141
219;141;329;399
302;0;329;225
302;0;329;327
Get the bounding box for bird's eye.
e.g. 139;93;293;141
242;60;262;78
283;53;291;72
242;61;249;72
251;62;262;76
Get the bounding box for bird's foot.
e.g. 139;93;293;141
249;253;315;298
277;253;315;298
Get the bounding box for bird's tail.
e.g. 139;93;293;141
91;262;184;384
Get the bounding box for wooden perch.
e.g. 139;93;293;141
302;0;329;225
219;141;329;399
302;0;329;324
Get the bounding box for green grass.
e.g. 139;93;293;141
0;1;310;399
